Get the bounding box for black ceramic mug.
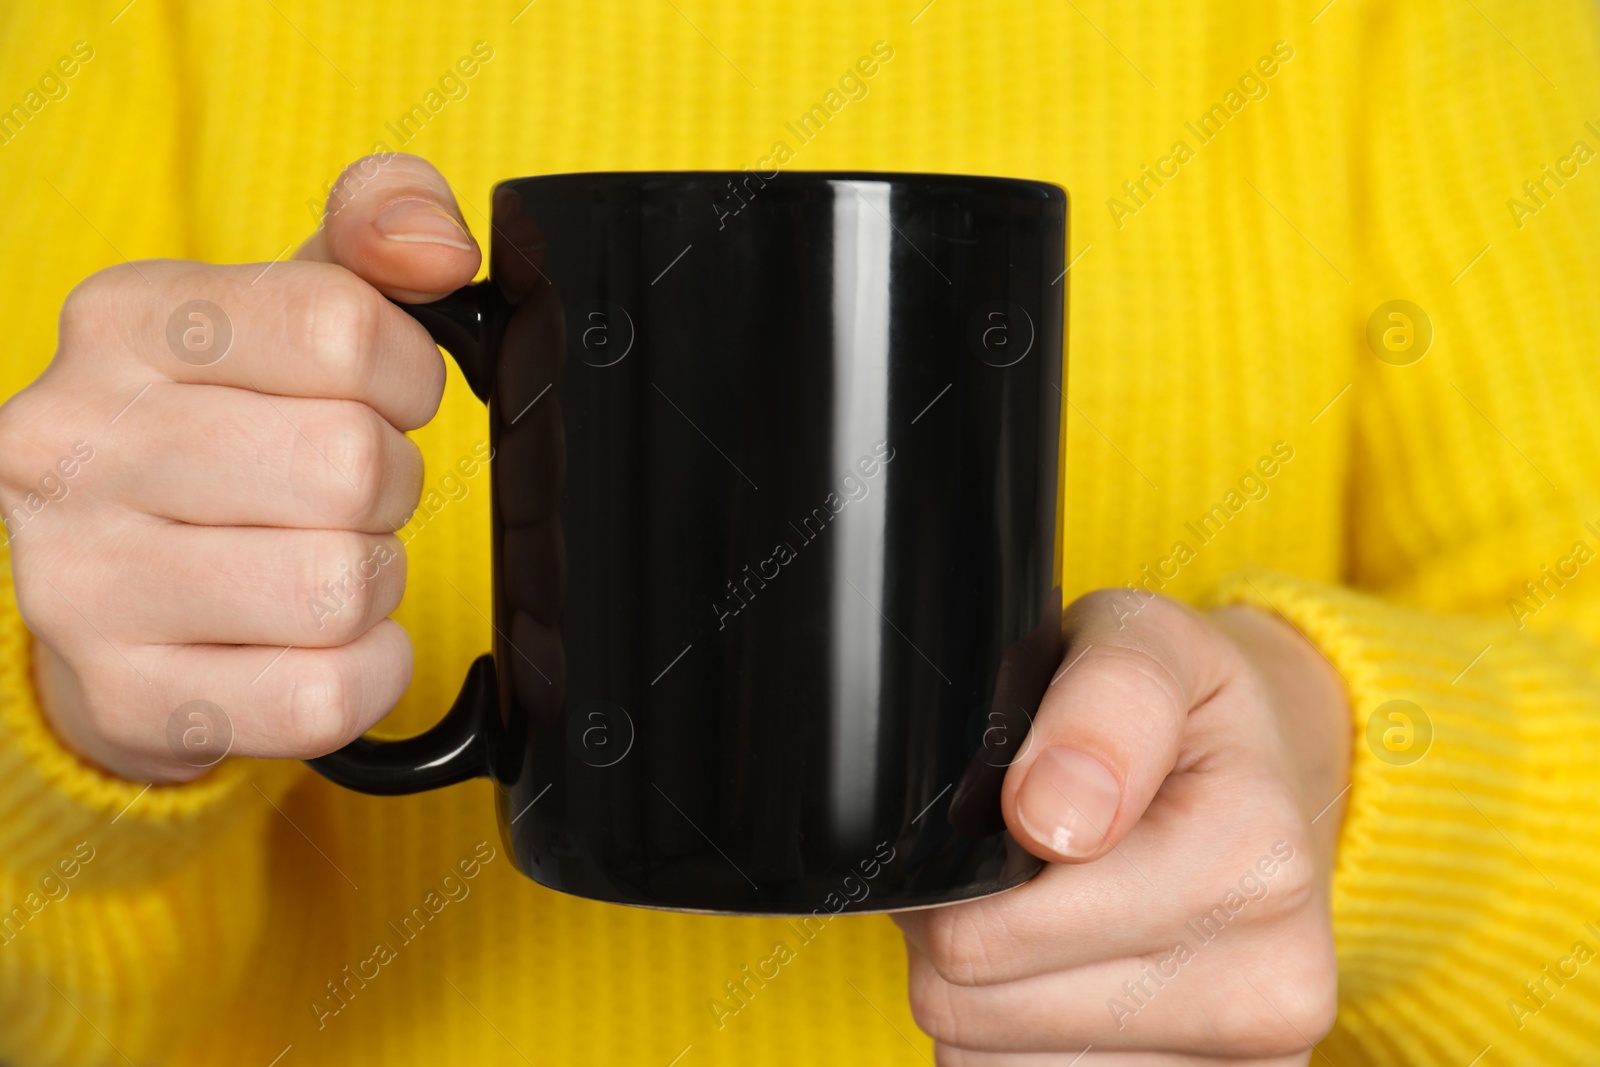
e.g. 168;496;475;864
308;170;1067;915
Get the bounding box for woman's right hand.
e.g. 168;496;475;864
0;154;480;782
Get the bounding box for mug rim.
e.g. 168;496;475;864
495;169;1068;203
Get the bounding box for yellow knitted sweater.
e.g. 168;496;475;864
3;1;1599;1063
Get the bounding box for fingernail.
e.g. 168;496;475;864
1015;748;1120;858
373;199;475;250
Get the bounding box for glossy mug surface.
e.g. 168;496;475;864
308;170;1068;915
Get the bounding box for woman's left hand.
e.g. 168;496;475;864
894;591;1352;1065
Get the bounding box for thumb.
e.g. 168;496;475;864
1001;591;1234;863
296;153;482;302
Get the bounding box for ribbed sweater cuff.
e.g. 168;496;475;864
0;543;262;880
1207;568;1600;1064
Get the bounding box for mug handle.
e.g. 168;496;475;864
305;282;501;796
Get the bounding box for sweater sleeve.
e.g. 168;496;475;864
0;538;301;1064
0;6;302;1063
1207;2;1600;1061
1207;570;1600;1063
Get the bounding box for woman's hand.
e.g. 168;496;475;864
0;154;479;782
895;591;1352;1065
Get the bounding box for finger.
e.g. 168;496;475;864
298;153;482;302
150;622;412;772
949;614;1063;838
97;524;405;648
905;909;1336;1056
61;259;447;431
38;620;414;781
105;383;423;531
1001;592;1236;862
895;766;1313;985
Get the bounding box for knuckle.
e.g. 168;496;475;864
1225;656;1278;713
7;565;57;633
1209;992;1292;1055
10;545;91;639
922;905;1005;987
1070;587;1140;631
1082;642;1188;719
0;388;101;508
68;673;122;743
83;681;145;752
287;658;358;755
59;655;149;754
310;401;390;526
10;571;66;637
1262;834;1318;915
1072;587;1135;616
1237;798;1317;915
1116;588;1197;633
1196;815;1316;930
1139;589;1201;628
0;385;37;443
299;530;384;643
58;264;145;346
1210;938;1337;1055
393;433;425;521
1070;589;1223;666
1277;986;1338;1048
298;266;383;388
326;154;396;218
1280;948;1340;1043
0;388;51;482
906;962;968;1047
